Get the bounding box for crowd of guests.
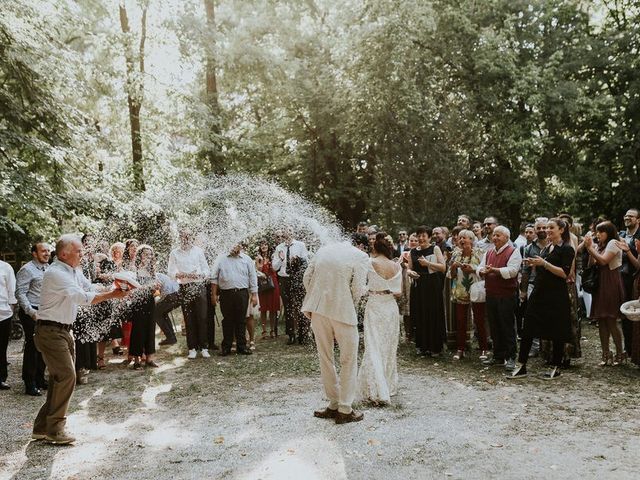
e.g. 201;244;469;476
1;209;639;397
367;209;640;380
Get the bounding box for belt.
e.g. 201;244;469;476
37;320;72;331
220;288;249;293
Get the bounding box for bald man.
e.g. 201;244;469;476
32;235;128;445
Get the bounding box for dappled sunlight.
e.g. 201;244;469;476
153;356;186;375
0;442;29;480
142;421;196;449
141;383;172;410
238;436;348;480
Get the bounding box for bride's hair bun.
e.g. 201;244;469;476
374;232;393;259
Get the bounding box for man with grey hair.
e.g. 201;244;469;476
478;225;522;371
476;216;499;251
32;234;128;445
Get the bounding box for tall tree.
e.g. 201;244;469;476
119;0;148;191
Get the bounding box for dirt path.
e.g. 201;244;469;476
1;324;639;480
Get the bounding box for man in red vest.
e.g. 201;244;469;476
477;225;522;371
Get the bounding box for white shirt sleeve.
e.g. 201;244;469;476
499;248;523;279
476;251;487;276
198;250;211;278
167;250;178;280
272;246;283;273
4;264;17;305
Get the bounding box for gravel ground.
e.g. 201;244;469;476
1;322;639;480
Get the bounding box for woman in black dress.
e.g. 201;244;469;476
129;245;159;369
510;218;574;380
408;226;447;356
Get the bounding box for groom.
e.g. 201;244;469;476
301;236;369;424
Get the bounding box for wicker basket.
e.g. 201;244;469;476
620;300;640;322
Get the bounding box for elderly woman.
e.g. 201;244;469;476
448;229;487;360
584;221;626;365
510;218;574;380
408;226;447;357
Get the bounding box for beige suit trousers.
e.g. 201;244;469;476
33;324;76;435
310;313;359;414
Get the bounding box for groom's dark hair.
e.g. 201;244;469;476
351;233;368;248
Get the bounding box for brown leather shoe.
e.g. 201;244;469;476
31;432;47;440
335;410;364;424
45;431;76;445
313;407;338;419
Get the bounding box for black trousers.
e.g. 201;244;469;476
621;273;635;354
180;283;209;350
220;288;249;352
75;340;97;371
206;283;216;348
0;318;10;382
279;276;308;340
154;292;180;342
20;308;46;387
130;293;156;357
519;336;564;367
486;295;517;361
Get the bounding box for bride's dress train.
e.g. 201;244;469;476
357;261;402;404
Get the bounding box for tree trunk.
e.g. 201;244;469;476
119;1;146;191
203;0;224;174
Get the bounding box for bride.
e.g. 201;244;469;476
357;233;402;405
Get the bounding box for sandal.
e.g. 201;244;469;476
133;362;142;370
120;357;133;367
112;346;124;356
97;356;106;370
145;360;159;368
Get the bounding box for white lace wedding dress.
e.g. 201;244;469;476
357;261;402;404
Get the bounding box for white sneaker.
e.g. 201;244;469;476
187;349;197;359
201;349;210;358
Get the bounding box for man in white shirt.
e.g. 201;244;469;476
272;228;309;344
15;241;50;396
211;244;258;355
32;234;127;445
168;229;211;359
477;226;522;371
0;259;17;391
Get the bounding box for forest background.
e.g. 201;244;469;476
1;0;639;256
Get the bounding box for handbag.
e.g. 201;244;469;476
581;264;599;294
258;274;275;293
469;280;486;303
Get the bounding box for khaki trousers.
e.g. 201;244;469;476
310;313;359;414
33;324;76;435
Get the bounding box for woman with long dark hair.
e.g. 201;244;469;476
584;221;626;365
408;226;446;357
510;218;574;380
255;239;280;339
357;233;402;405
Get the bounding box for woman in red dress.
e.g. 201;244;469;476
255;240;280;339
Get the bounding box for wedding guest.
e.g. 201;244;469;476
96;242;126;367
15;241;50;395
478;226;522;371
256;240;280;338
272;228;309;345
519;217;549;357
584;221;626;365
155;272;180;346
356;222;368;234
394;230;409;258
472;221;483;242
211;244;258;356
618;208;640;357
510;218;574;380
514;222;529;249
448;229;487;360
457;215;472;229
122;238;139;271
169;229;211;359
32;235;127;445
130;245;159;368
399;233;419;341
0;259;17;391
408;226;446;357
476;217;499;251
